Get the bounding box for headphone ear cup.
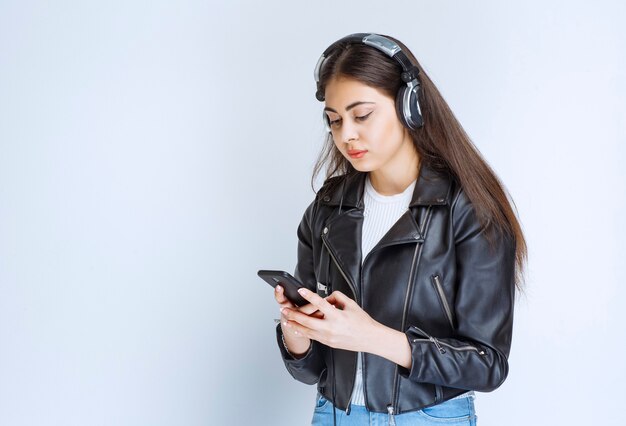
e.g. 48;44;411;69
396;85;424;129
395;88;410;129
322;110;331;133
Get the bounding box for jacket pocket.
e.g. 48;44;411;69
430;274;455;330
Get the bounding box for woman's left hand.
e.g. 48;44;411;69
280;288;381;353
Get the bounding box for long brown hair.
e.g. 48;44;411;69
312;35;527;289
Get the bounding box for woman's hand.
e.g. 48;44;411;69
280;288;380;353
274;284;319;357
281;288;413;368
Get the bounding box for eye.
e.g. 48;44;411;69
326;111;372;129
355;112;373;122
328;118;342;128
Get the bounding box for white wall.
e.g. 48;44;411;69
1;1;624;425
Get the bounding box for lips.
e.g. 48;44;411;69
347;149;368;159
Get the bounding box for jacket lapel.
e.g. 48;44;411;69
318;164;453;297
370;209;424;253
321;208;363;299
320;164;452;208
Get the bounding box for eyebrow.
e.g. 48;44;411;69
323;101;376;113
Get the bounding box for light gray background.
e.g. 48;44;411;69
1;1;624;425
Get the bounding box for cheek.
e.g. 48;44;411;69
332;138;347;157
331;131;346;151
368;118;401;150
384;116;406;144
332;136;342;150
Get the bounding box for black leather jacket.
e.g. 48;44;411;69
276;164;516;415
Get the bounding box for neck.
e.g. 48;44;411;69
369;154;420;196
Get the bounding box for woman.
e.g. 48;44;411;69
273;33;526;426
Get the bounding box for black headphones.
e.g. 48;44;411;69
313;33;424;130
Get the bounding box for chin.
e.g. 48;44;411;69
349;161;375;173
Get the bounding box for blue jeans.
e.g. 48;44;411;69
311;393;477;425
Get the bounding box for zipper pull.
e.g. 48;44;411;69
317;282;329;296
387;405;396;426
430;336;446;354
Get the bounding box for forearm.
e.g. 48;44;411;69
366;322;412;370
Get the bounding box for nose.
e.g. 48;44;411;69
338;120;358;144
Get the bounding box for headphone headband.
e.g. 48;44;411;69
314;33;424;129
314;34;420;89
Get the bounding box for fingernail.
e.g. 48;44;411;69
276;285;282;291
298;288;308;296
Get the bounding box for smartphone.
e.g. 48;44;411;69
257;270;309;307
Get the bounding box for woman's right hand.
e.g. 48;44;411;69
275;284;318;357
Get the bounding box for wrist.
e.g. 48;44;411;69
369;322;412;369
366;321;392;355
280;326;311;358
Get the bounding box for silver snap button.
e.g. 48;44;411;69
323;227;329;235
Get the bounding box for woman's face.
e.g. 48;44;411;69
323;76;415;176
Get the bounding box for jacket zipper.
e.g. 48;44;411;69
412;336;486;355
321;227;359;303
322;217;420;417
321;228;359;415
387;405;397;426
359;221;421;419
431;275;455;330
388;206;432;424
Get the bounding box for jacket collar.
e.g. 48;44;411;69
319;163;453;208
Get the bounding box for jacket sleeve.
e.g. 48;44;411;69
276;200;325;385
400;189;517;392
